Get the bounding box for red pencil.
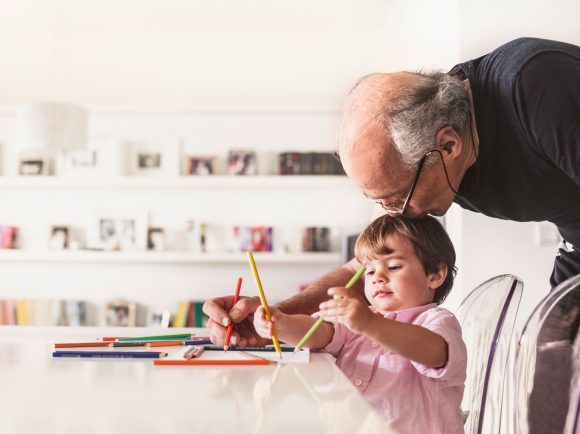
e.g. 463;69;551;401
224;277;243;353
154;359;272;366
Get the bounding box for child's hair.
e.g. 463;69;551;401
354;215;457;304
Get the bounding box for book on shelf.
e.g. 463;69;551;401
0;299;88;326
171;301;208;328
278;152;345;176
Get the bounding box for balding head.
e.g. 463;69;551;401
338;72;423;191
338;72;418;160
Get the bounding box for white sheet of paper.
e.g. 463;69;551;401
165;347;310;364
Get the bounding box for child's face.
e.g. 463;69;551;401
362;234;441;314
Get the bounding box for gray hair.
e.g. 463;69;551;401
386;72;470;169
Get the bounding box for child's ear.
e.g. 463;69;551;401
428;263;448;290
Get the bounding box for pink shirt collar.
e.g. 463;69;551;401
371;303;438;323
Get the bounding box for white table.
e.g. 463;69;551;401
0;326;393;434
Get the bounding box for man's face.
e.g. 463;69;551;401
340;125;457;218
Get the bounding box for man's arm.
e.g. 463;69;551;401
275;258;364;315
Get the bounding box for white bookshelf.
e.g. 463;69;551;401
0;175;349;190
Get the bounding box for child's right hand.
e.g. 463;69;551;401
253;306;285;339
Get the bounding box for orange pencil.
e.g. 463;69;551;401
146;341;187;348
154;359;272;366
224;277;243;353
55;342;111;348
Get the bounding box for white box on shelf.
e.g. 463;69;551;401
86;138;130;177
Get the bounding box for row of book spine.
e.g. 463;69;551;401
172;301;208;328
0;299;87;326
279;152;346;175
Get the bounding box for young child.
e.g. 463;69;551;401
254;215;467;434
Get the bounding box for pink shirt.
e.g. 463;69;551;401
324;303;467;434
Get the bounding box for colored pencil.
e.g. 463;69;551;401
116;334;193;342
154;359;273;366
110;342;148;347
224;277;243;353
202;345;295;352
183;339;213;346
146;341;186;348
239;351;270;362
101;337;125;342
294;265;366;352
55;342;111;348
247;251;282;358
184;346;205;359
53;351;167;359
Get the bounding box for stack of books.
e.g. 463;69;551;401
0;299;88;326
278;152;345;175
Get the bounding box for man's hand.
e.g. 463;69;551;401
203;296;270;347
318;287;374;334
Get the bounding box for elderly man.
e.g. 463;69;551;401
204;37;580;347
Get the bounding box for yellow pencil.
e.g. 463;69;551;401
247;251;282;358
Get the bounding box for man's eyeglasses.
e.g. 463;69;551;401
364;148;458;216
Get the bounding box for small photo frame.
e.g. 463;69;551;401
49;226;70;250
185;156;217;176
147;227;166;251
19;157;49;176
55;149;100;177
88;210;148;251
129;143;180;177
103;299;136;327
147;308;171;328
227;149;257;175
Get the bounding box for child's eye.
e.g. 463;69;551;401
366;270;375;276
388;265;402;271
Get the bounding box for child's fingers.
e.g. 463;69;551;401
319;298;348;311
328;287;359;299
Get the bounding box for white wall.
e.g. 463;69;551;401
0;0;578;326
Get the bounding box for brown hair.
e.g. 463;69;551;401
354;215;457;304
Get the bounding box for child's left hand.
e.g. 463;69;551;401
318;287;374;334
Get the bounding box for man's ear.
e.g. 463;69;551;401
428;263;448;290
435;126;463;158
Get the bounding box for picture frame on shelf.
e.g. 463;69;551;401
230;226;273;252
49;225;70;250
227;149;257;175
18;156;50;176
103;299;136;327
129;142;180;177
0;225;19;249
55;149;100;177
184;155;217;176
147;308;171;328
147;227;166;251
87;210;148;251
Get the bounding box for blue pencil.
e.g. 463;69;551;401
183;339;213;346
53;351;167;359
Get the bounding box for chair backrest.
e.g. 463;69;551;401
457;274;524;434
564;326;580;434
515;274;580;434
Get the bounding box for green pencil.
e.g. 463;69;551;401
117;333;193;342
293;265;366;352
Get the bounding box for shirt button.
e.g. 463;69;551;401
353;379;362;387
371;342;379;348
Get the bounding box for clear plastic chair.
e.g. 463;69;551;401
515;274;580;434
565;322;580;434
457;274;524;434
